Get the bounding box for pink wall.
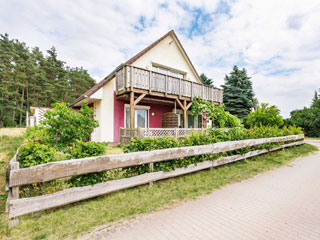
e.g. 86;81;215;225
113;92;173;142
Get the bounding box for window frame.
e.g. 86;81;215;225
124;104;150;128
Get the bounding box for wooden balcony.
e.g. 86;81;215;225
115;65;223;103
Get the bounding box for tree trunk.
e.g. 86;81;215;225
12;87;18;124
19;87;25;127
0;111;4;128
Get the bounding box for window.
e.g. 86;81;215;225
124;105;150;128
152;66;185;79
177;111;202;128
188;115;199;128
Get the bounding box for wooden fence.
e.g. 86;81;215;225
6;134;304;222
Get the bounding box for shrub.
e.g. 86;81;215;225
67;140;106;187
191;97;243;128
70;140;105;159
42;102;99;149
24;125;50;144
288;100;320;137
17;102;99;168
244;103;283;128
18;141;56;168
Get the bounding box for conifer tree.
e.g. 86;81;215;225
200;73;214;86
0;33;96;127
311;89;319;106
222;66;255;119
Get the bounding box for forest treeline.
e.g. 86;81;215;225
0;33;96;127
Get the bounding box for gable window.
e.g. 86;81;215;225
152;65;185;79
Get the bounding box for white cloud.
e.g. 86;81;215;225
0;0;319;117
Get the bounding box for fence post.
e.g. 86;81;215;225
149;162;154;187
8;161;20;228
138;128;141;139
174;128;178;138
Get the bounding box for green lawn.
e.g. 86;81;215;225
0;136;24;214
0;139;317;240
305;136;320;140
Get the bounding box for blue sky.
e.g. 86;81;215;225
1;0;320;117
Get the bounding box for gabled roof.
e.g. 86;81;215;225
70;30;201;107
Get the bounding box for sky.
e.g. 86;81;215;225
1;0;320;117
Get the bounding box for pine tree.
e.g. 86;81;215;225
200;73;213;86
0;34;15;127
0;33;96;127
222;66;255;119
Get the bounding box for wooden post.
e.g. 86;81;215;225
183;100;187;128
138;128;141;138
130;91;134;128
149;70;152;94
165;75;168;96
179;78;181;98
149;162;154;186
26;111;29;127
9;161;20;228
191;82;193;99
130;66;133;91
202;85;204;99
174;128;178;138
122;66;125;91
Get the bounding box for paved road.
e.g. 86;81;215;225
82;141;320;240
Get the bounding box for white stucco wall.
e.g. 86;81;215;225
91;100;101;142
132;34;200;83
91;78;115;142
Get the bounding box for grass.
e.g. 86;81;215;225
305;136;320;140
104;145;123;155
0;142;318;240
0;135;24;212
0;128;26;137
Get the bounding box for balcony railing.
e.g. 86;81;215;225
116;65;223;103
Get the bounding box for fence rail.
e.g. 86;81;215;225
7;134;304;220
120;128;206;144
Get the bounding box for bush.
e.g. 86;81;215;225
67;140;106;187
289;100;320;137
42;102;99;149
70;140;105;159
244;103;283;128
24;125;50;144
191;97;243;128
18;102;100;168
18;141;56;168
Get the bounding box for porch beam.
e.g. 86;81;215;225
186;101;192;110
117;94;175;105
133;89;191;101
176;98;184;110
130;91;134;128
134;93;147;105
